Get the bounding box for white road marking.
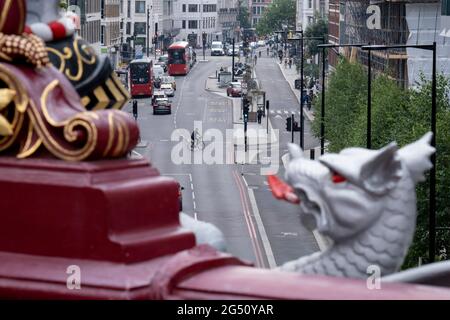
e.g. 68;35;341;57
241;176;277;269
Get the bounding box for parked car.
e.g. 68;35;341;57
156;55;169;72
161;83;175;97
227;48;240;56
211;41;225;56
153;97;172;115
257;40;266;47
226;82;242;97
161;76;176;90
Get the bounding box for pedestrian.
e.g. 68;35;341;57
267;47;269;56
257;108;263;124
284;58;288;69
254;54;258;65
289;58;292;69
132;100;138;120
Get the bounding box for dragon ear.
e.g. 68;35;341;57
398;132;435;183
360;142;402;194
288;143;304;160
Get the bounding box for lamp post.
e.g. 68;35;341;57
317;43;366;155
361;43;437;263
288;32;324;150
232;37;235;82
146;6;151;57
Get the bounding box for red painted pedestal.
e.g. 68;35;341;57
0;158;449;300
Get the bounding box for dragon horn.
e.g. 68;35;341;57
268;175;300;204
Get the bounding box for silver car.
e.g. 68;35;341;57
161;83;175;97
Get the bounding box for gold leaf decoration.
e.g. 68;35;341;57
0;114;12;136
0;88;15;110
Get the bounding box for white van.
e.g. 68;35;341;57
153;65;165;79
211;42;224;56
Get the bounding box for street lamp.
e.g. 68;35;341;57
316;43;367;155
288;31;324;150
362;43;437;263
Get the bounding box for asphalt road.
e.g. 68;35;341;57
123;50;319;268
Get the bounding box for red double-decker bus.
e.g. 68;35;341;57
129;58;153;98
168;41;193;76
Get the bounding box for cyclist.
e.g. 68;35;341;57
191;128;200;150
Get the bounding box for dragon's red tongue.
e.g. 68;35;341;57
268;175;300;204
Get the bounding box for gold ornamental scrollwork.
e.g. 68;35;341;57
46;37;97;82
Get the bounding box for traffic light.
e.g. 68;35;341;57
243;97;250;120
286;117;292;132
202;32;207;45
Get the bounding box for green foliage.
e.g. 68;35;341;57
255;0;296;36
312;58;450;268
238;1;251;29
304;12;328;56
59;0;68;9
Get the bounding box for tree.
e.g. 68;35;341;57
255;0;296;36
312;58;450;269
304;12;328;56
59;0;68;10
237;1;251;29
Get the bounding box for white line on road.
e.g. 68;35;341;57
241;176;277;269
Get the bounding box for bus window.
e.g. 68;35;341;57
168;49;186;65
130;63;150;85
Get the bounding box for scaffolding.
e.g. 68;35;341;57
340;0;439;86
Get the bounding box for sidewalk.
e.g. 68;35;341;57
275;61;315;122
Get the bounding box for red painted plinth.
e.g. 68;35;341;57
0;157;195;263
1;157;450;300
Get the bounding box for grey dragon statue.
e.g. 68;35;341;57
268;133;435;279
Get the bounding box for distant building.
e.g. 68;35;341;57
296;0;329;31
174;0;218;46
69;0;102;54
250;0;272;27
328;0;450;89
101;0;121;68
218;0;240;43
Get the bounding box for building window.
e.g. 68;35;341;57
188;4;198;12
135;1;145;14
182;4;186;12
126;22;131;35
134;22;146;35
188;20;198;29
182;20;186;29
443;0;450;15
203;4;216;12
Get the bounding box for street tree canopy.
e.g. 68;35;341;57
238;2;251;29
304;13;329;56
256;0;296;36
312;58;450;267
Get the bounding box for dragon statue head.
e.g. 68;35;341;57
269;133;435;279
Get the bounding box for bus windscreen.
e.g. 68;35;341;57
168;49;186;65
130;63;150;84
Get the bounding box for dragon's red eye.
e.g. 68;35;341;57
332;172;346;184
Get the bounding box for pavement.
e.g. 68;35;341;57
276;61;315;122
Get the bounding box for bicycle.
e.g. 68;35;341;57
184;135;205;151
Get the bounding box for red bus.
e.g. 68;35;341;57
168;41;194;76
129;58;153;97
